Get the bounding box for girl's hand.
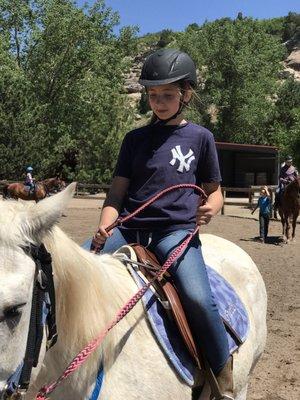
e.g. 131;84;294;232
196;202;214;225
94;225;112;244
91;225;113;252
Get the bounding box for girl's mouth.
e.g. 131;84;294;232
157;109;168;114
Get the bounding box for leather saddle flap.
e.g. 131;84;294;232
130;243;199;364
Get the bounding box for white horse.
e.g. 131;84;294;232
0;183;267;400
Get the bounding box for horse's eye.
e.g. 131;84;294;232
4;303;26;320
5;307;21;319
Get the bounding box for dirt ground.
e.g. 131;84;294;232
58;197;300;400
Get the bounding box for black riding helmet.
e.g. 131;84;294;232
139;48;197;88
139;49;197;124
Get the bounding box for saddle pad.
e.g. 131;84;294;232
129;265;249;387
206;265;249;348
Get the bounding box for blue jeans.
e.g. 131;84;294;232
25;182;34;192
259;213;270;240
83;228;230;373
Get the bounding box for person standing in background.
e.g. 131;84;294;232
251;186;271;243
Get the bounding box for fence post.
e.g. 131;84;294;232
270;188;275;218
221;188;226;215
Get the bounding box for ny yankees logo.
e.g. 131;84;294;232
169;145;195;172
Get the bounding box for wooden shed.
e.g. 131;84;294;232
216;142;279;187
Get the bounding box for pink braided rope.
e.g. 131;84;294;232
36;184;206;399
120;183;206;223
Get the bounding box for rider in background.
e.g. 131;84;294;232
24;166;35;193
91;49;233;399
274;155;298;217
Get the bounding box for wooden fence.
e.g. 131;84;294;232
72;183;278;204
75;182;111;196
0;180;111;197
0;181;277;216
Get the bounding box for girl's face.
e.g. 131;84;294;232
147;83;191;122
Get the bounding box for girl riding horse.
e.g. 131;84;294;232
274;155;298;218
91;48;233;399
24;166;35;193
3;176;65;202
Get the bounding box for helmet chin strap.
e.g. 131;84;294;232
152;99;188;126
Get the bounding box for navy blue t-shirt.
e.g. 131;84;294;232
114;122;221;232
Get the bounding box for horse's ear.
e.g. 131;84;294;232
26;182;77;241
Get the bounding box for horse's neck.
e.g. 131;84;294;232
43;228;141;376
42;178;53;188
286;181;298;195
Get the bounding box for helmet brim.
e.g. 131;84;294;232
139;73;194;87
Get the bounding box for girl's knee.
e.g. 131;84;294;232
181;291;215;314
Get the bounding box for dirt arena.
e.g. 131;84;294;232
58;197;299;400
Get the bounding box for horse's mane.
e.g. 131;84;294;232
284;176;300;196
43;226;144;370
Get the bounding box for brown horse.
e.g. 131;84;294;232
278;176;300;243
2;177;66;202
41;177;66;195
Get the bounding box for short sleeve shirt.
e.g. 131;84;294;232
114;122;221;232
258;196;271;216
25;173;33;184
280;165;298;180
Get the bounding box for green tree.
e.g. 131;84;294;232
177;17;285;144
271;78;300;167
0;0;136;182
157;29;174;47
258;17;285;39
0;29;37;178
282;12;300;42
0;0;36;66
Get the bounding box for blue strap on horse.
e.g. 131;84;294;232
89;366;104;400
5;363;24;396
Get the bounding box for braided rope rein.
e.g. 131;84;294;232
36;184;206;399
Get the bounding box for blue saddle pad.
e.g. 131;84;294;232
129;265;249;387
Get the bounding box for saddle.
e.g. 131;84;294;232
130;243;200;366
